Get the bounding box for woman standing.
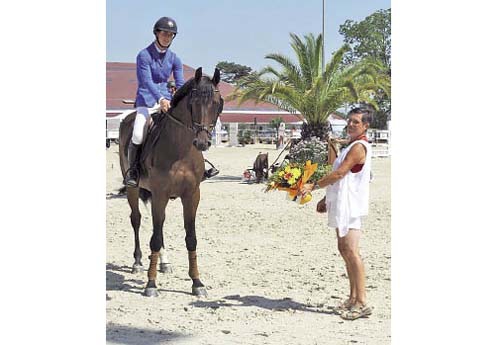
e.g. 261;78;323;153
300;107;373;320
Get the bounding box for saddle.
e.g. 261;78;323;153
138;111;169;176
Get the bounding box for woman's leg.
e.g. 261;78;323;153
336;228;357;305
337;228;366;306
132;107;151;145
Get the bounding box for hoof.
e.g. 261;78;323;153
131;264;143;274
192;286;208;297
144;288;159;297
159;263;173;273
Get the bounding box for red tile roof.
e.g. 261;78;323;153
106;62;281;112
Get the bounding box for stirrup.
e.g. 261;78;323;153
125;168;139;187
203;167;219;180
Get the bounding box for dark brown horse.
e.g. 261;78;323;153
119;67;223;297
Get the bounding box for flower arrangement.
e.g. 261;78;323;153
266;137;332;205
266;160;330;204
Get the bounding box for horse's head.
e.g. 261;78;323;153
190;67;224;151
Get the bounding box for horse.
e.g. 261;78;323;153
118;67;224;297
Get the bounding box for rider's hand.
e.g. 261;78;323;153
316;196;327;213
160;98;170;113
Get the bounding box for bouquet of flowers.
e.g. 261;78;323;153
266;160;328;204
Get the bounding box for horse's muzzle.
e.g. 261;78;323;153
193;138;211;151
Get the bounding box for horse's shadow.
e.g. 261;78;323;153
190;294;333;315
106;263;144;295
106;263;194;297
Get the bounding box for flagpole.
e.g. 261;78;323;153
322;0;325;74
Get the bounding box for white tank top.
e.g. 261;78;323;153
325;139;372;236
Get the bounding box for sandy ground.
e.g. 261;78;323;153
106;142;391;345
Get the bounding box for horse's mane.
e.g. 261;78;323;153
171;76;215;109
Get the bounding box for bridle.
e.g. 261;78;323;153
166;86;223;138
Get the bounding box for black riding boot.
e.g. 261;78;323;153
203;159;219;180
125;142;141;187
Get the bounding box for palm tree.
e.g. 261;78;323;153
231;33;388;140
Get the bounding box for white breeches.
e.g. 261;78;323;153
132;107;152;145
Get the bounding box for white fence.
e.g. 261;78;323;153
368;129;391;157
372;144;390;158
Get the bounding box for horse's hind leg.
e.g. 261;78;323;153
127;187;143;273
159;248;173;273
182;189;207;297
144;194;169;297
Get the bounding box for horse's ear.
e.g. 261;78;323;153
212;68;220;85
195;67;202;83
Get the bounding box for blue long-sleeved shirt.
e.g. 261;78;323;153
135;42;184;107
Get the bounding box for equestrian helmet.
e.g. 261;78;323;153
153;17;178;35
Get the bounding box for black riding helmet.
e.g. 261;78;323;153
153;17;177;49
153;17;178;35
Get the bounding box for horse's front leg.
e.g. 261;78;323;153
144;193;168;297
182;188;207;297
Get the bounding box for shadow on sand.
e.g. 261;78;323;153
190;294;333;315
106;263;195;297
202;174;243;183
106;324;189;345
106;263;144;295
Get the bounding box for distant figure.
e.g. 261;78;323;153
214;117;222;146
278;122;286;149
167;80;177;95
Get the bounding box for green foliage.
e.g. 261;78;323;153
339;8;391;128
238;130;253;145
215;61;254;84
339;8;391;70
231;33;388;139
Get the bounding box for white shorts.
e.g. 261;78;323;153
328;216;362;231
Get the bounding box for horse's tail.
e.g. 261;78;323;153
117;186;152;204
139;188;152;204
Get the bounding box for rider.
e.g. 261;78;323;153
125;17;219;187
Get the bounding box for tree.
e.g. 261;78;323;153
339;8;391;128
339;8;391;70
215;61;254;84
231;33;387;140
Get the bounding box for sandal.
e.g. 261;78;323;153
340;305;373;320
332;299;352;314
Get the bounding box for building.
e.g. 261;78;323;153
106;62;302;127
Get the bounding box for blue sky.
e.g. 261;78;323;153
107;0;390;73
